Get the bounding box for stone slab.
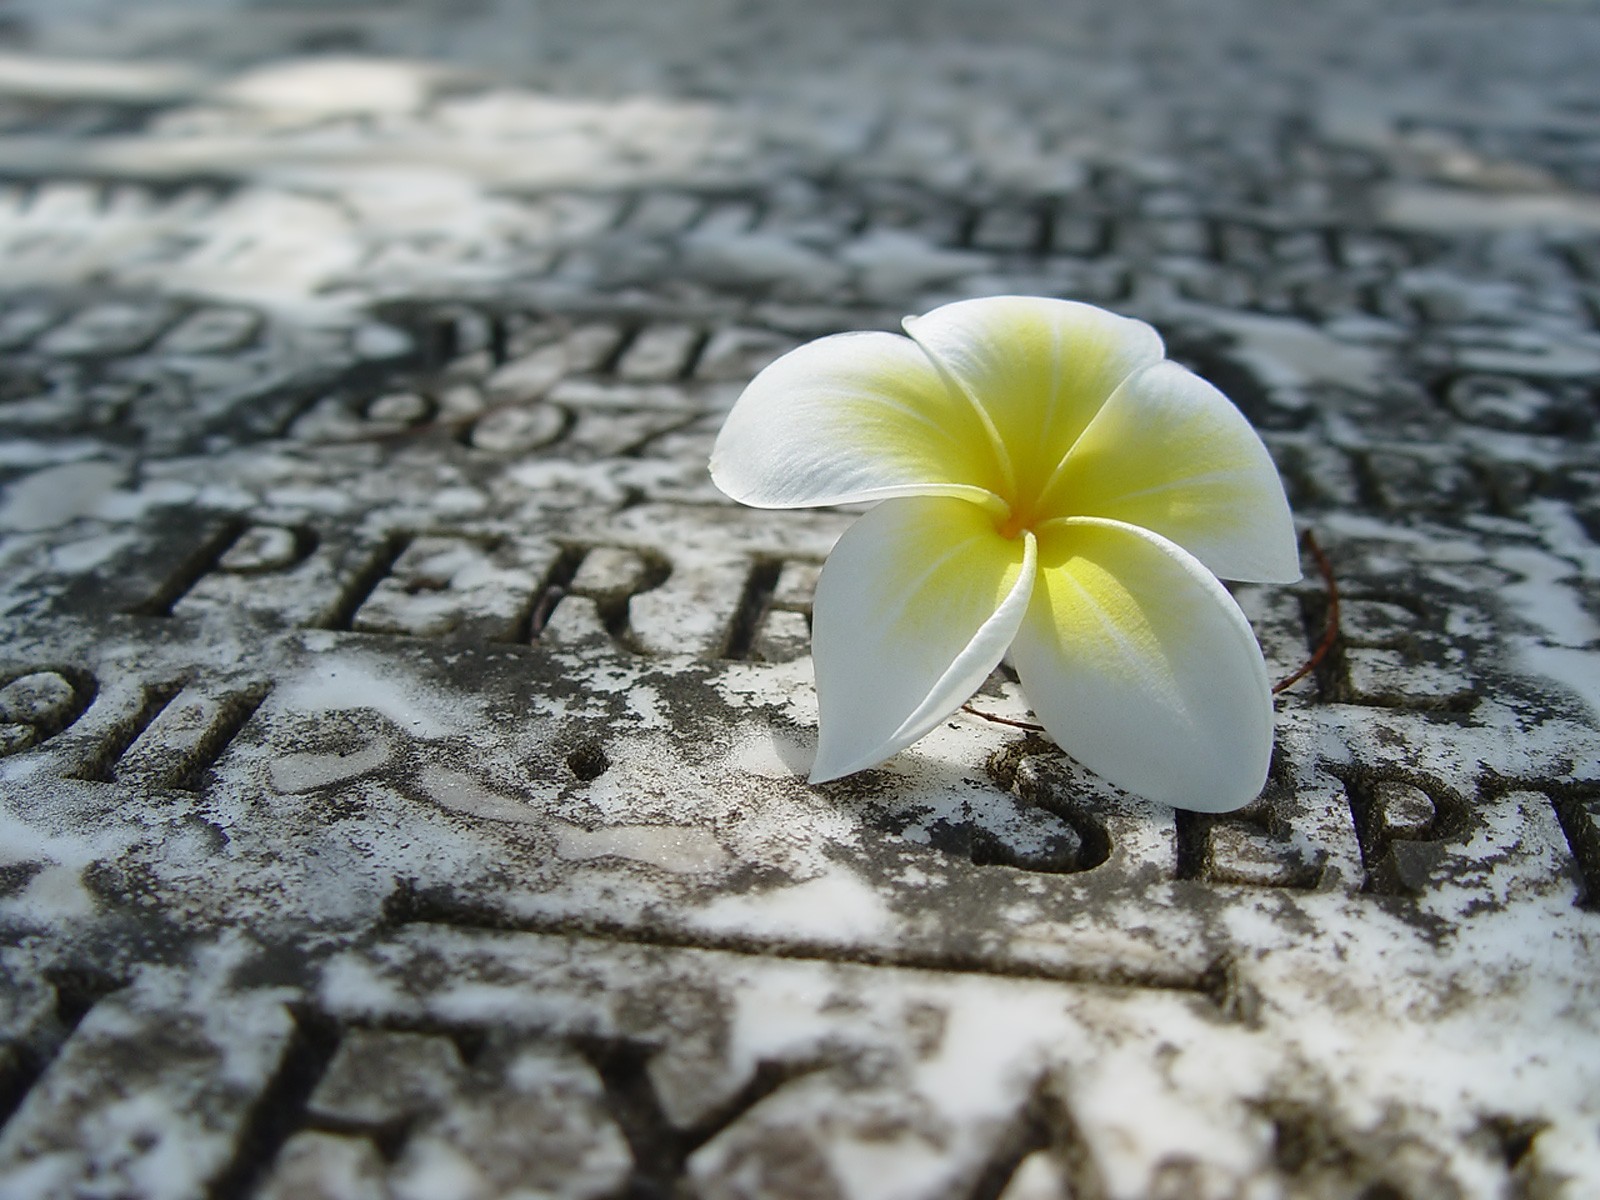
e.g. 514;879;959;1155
1;0;1599;1197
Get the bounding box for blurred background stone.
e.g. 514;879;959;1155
0;0;1599;1196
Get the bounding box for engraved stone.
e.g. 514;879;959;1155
364;391;432;425
256;1133;388;1200
769;560;820;610
1048;210;1106;256
696;201;759;237
625;191;704;235
216;524;306;574
1343;647;1477;709
1230;582;1312;689
34;302;177;357
0;984;293;1199
1147;216;1209;257
307;1029;466;1129
156;307;262;356
626;551;752;657
540;323;628;373
388;1043;632;1200
997;1150;1072;1200
972;205;1042;252
1340;599;1420;646
0;671;80;734
111;680;266;790
751;608;811;663
540;594;614;650
1373;780;1436;840
616;324;702;382
694;326;799;381
1204;819;1324;889
351;535;554;642
468;402;567;453
569;546;656;602
1;3;1599;1196
1444;374;1576;435
485;346;568;399
172;524;372;629
0;302;62;350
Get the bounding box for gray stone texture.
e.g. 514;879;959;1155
1;0;1599;1197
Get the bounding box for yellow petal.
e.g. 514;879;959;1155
1013;518;1273;812
1039;361;1301;583
710;331;1003;509
903;296;1164;507
810;497;1034;783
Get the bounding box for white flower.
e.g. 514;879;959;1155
709;296;1300;812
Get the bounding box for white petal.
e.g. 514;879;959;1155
809;496;1035;783
1012;518;1274;812
1040;361;1301;583
903;296;1165;504
709;330;1004;509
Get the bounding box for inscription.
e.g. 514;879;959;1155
2;658;1577;910
290;382;479;442
1340;771;1481;896
1543;785;1600;909
169;522;373;629
0;669;92;757
350;534;559;643
466;401;568;453
236;1014;828;1200
274;310;755;457
109;682;270;792
2;673;267;793
538;545;664;652
0;985;294;1200
1183;810;1326;890
139;511;829;663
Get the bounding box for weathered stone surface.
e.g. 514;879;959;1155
1;0;1599;1196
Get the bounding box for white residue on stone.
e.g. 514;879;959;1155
0;461;126;531
1187;307;1389;394
1524;496;1600;579
10;863;98;920
622;683;666;729
726;725;814;782
273;650;477;739
693;866;898;943
1381;184;1600;232
1492;545;1599;647
0;439;105;469
261;484;355;514
1514;645;1600;722
268;737;394;795
47;530;136;574
212;57;448;117
415;765;548;826
841;229;989;300
554;821;729;875
681;230;848;294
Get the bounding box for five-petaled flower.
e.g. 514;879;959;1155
709;296;1300;812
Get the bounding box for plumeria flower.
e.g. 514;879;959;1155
709;296;1300;812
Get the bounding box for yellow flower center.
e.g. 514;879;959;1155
994;502;1030;541
990;482;1055;543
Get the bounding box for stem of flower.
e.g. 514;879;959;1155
959;704;1044;732
1271;528;1339;695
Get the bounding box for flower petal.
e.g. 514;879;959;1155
709;331;1004;509
1039;361;1301;583
809;496;1035;783
903;296;1165;504
1012;518;1274;812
